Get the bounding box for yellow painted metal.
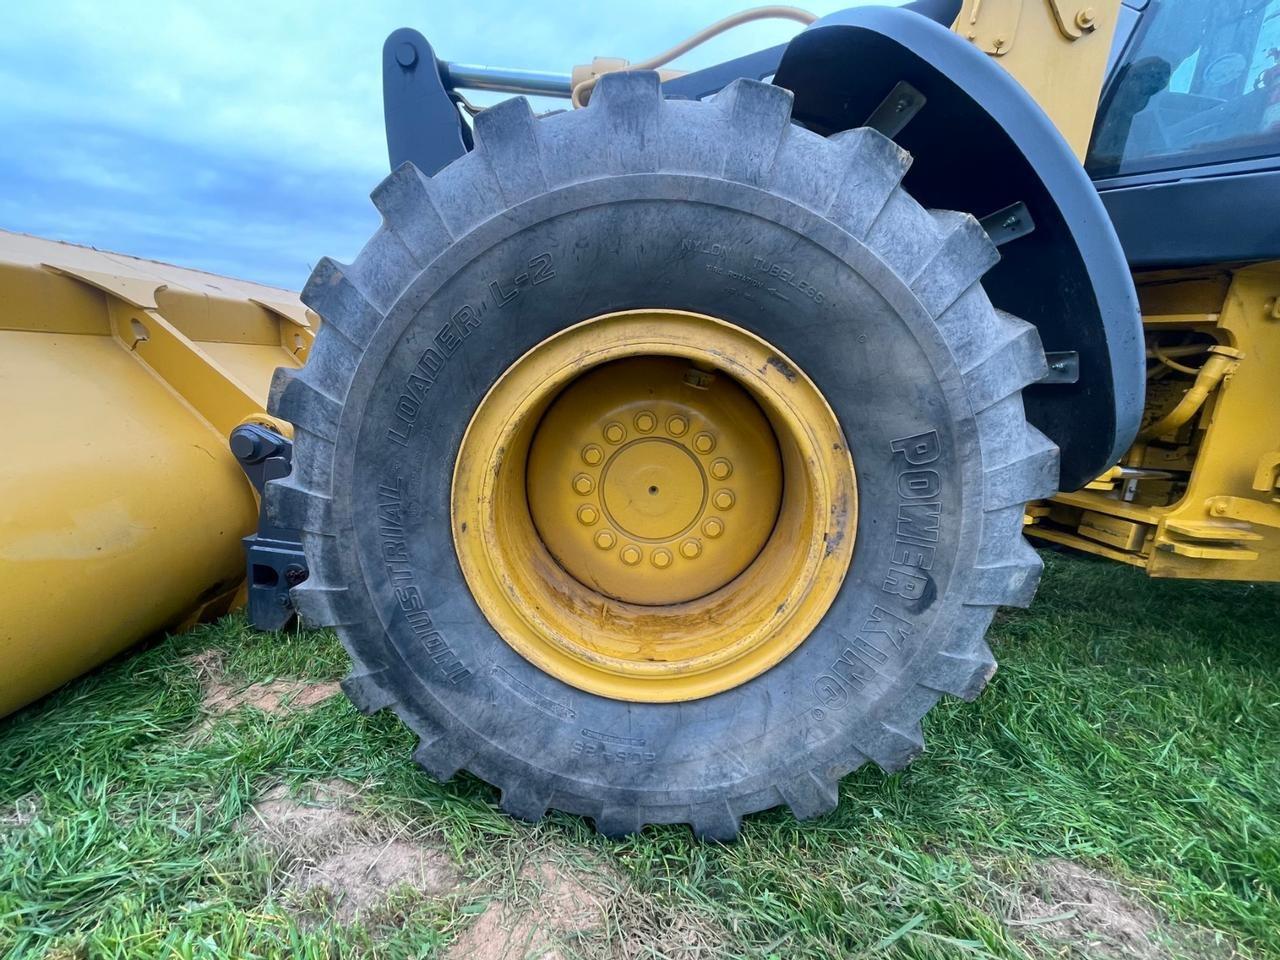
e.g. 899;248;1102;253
954;0;1121;159
526;357;783;605
452;309;856;702
1027;262;1280;581
1134;346;1242;444
0;230;316;717
1077;511;1145;552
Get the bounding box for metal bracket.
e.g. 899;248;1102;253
980;201;1035;246
230;424;308;631
864;81;927;139
1040;350;1081;384
383;28;470;175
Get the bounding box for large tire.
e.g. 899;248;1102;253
269;72;1057;838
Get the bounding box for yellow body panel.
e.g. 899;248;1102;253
0;230;316;716
1027;263;1280;580
953;2;1280;582
955;0;1121;159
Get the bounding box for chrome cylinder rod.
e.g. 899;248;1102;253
441;62;574;98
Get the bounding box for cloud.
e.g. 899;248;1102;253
1;0;876;289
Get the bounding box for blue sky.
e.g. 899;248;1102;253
1;1;871;291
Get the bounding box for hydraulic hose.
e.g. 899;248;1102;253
1136;346;1242;443
570;6;817;108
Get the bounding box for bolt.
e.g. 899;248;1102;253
395;42;418;68
595;530;616;550
621;545;642;566
651;548;672;569
1076;7;1096;29
1003;215;1020;230
1211;502;1227;517
693;432;716;454
573;473;595;495
284;564;308;587
681;539;702;559
603;422;626;444
634;411;656;433
582;444;603;466
229;430;262;462
577;505;599;525
1050;361;1066;372
895;97;909;113
703;518;725;538
713;490;736;511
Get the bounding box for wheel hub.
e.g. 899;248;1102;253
451;309;856;702
527;357;782;605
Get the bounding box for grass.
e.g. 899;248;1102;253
1;550;1278;958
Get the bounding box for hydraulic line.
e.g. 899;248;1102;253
1136;346;1242;443
569;6;816;108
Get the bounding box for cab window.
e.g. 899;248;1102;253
1087;0;1280;177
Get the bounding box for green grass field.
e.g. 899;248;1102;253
2;551;1277;959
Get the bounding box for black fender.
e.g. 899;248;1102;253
774;6;1144;490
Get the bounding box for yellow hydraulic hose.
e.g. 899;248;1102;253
570;6;817;108
1136;346;1243;443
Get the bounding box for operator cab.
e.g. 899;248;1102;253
1088;0;1280;267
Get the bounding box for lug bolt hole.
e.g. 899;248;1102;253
648;485;659;495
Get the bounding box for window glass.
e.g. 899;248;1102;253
1087;0;1280;177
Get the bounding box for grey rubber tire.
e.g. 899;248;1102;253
268;72;1058;839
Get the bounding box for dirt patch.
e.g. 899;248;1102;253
447;853;729;960
0;794;39;831
249;779;364;849
294;839;457;924
245;779;457;924
187;650;340;718
1007;860;1225;959
446;859;614;960
245;778;727;951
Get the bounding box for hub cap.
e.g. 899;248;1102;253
527;357;783;605
452;310;856;702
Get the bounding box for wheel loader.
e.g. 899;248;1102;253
3;0;1278;838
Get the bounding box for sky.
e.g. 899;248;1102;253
0;1;878;291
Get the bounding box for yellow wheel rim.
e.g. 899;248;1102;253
452;309;856;702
